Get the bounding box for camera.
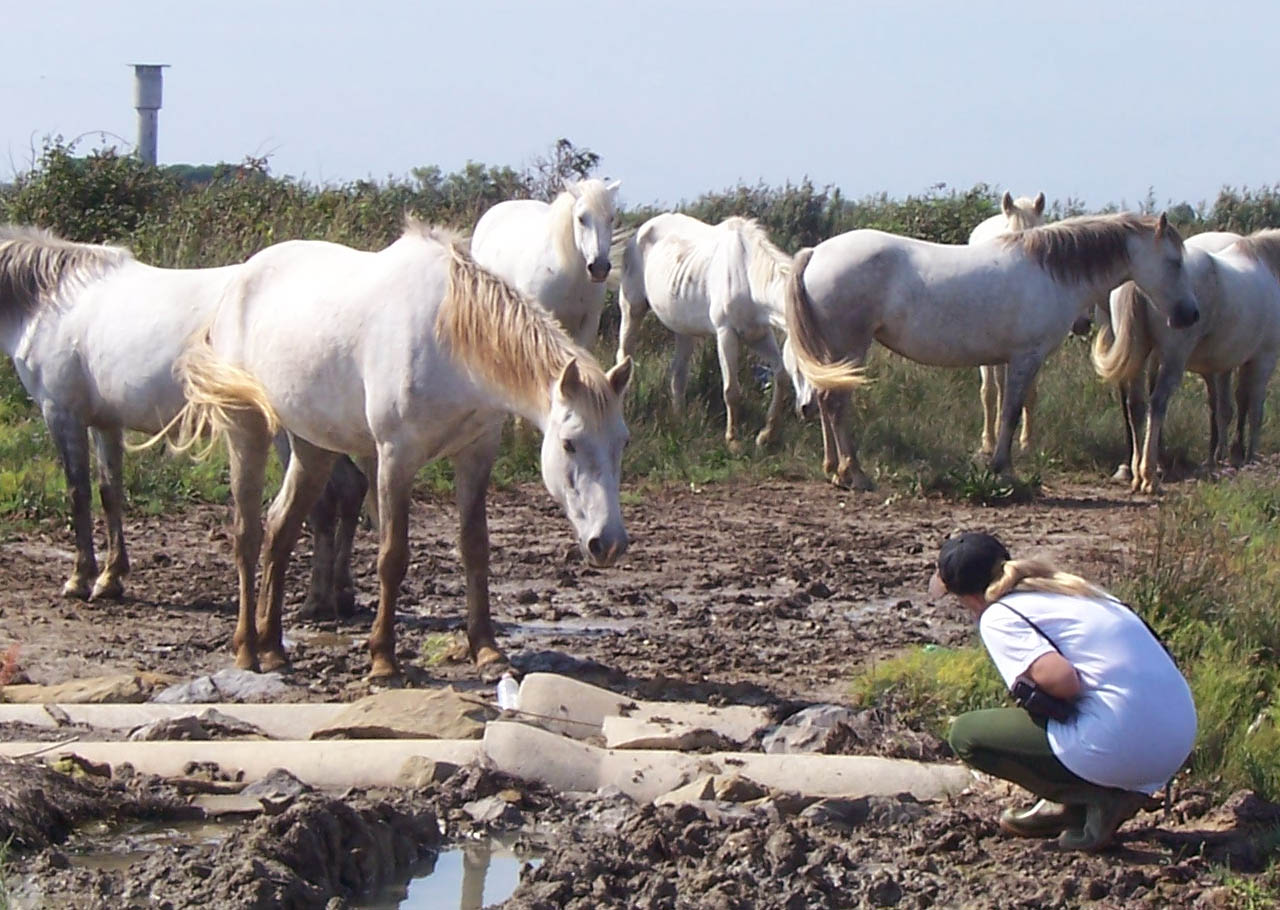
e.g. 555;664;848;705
1010;674;1076;722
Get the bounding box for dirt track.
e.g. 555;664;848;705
0;477;1270;908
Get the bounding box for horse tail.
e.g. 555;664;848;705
136;330;280;459
784;247;865;391
1091;282;1152;386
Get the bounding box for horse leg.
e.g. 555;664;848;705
454;433;504;668
1019;373;1038;453
715;327;745;452
1231;367;1250;466
1210;371;1234;467
299;479;338;621
1115;381;1143;484
44;406;97;600
1240;357;1276;464
227;423;270;672
617;291;646;365
576;304;604;351
1137;358;1185;494
88;427;128;600
988;353;1041;478
331;456;367;618
668;334;695;415
356;454;379;531
820;388;872;491
746;330;787;447
979;365;998;456
369;445;416;679
819;401;837;477
255;436;337;670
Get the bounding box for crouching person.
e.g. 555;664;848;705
929;532;1196;851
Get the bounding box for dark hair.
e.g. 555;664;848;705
936;532;1011;596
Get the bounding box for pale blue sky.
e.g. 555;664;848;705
4;1;1277;212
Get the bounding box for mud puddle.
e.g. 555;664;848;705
361;835;544;910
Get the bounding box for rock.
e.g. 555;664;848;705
762;704;866;754
463;795;524;826
654;775;717;805
152;669;290;705
241;768;309;805
801;797;872;829
311;687;494;740
127;708;270;742
396;756;461;788
713;774;768;802
3;672;176;705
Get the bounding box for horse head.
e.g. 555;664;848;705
541;355;632;567
1001;191;1047;231
1130;213;1200;329
567;179;620;283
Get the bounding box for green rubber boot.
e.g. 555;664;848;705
1057;789;1150;851
998;799;1087;838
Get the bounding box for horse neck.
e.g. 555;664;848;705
548;193;582;270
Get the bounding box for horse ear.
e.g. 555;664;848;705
606;356;633;397
1001;192;1014;216
606;180;622;196
1155;211;1169;241
1034;192;1046;215
557;357;584;398
564;180;582;199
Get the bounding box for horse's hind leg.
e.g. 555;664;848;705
746;330;787;447
979;366;999;456
89;427;128;600
1137;357;1185;494
820;389;872;491
715;327;745;452
44;406;97;600
669;334;695;415
1019;373;1038;453
1209;371;1234;467
227;422;270;672
1239;356;1276;464
616;290;647;365
330;456;366;617
256;436;338;670
1115;381;1144;484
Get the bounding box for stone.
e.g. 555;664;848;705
152;669;291;705
713;774;769;802
3;672;176;705
653;776;717;806
128;708;269;742
311;687;494;740
396;756;461;788
462;795;524;826
762;704;867;754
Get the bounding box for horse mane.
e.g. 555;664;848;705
1233;229;1280;282
1001;213;1181;285
547;179;616;270
425;217;615;418
0;225;133;320
722;216;792;304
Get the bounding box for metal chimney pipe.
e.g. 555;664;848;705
131;64;167;165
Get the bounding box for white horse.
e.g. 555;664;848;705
616;212;810;449
969;192;1047;454
0;226;364;610
470;178;621;348
164;221;632;678
1093;229;1280;492
785;213;1200;489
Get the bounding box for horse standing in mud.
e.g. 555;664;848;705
968;192;1047;455
164;221;632;678
1093;229;1280;492
470;178;621;347
785;213;1200;489
0;226;365;613
616;213;810;450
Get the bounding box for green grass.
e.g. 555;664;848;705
0;835;11;910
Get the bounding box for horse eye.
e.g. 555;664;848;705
563;439;576;454
578;214;587;225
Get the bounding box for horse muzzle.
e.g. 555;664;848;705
585;531;628;567
587;259;612;283
1169;301;1200;329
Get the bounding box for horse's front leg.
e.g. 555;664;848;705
1019;373;1039;453
979;366;999;456
1238;356;1276;464
453;434;504;669
576;302;604;351
616;290;646;365
226;425;270;671
1137;357;1185;494
44;405;97;600
255;436;337;670
369;444;416;679
1209;371;1234;467
89;426;128;600
715;327;744;452
668;334;695;414
989;353;1042;478
746;329;787;447
1113;382;1142;484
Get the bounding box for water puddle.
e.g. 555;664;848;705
65;818;232;871
359;835;542;909
506;616;637;638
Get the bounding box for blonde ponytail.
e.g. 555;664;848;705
984;557;1112;602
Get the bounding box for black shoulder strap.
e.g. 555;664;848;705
1000;603;1064;654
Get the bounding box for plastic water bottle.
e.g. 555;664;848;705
496;672;520;711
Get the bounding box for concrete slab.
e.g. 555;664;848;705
0;703;349;740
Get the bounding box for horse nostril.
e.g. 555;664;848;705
588;537;605;560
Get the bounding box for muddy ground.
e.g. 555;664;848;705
0;477;1273;907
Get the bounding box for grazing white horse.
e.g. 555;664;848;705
1093;229;1280;492
616;212;810;449
969;192;1047;454
785;213;1200;489
0;226;363;609
164;221;632;678
470;178;621;347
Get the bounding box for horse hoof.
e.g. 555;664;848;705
1111;465;1133;484
475;645;507;669
755;430;775;448
61;578;91;600
335;589;357;619
89;576;124;601
368;660;401;681
726;439;745;455
235;652;261;673
297;595;335;622
259;650;289;673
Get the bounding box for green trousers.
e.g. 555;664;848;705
949;707;1098;802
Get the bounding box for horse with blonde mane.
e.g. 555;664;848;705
786;212;1200;489
969;192;1047;455
470;178;621;347
0;225;365;612
616;212;810;449
1093;229;1280;492
163;220;632;678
